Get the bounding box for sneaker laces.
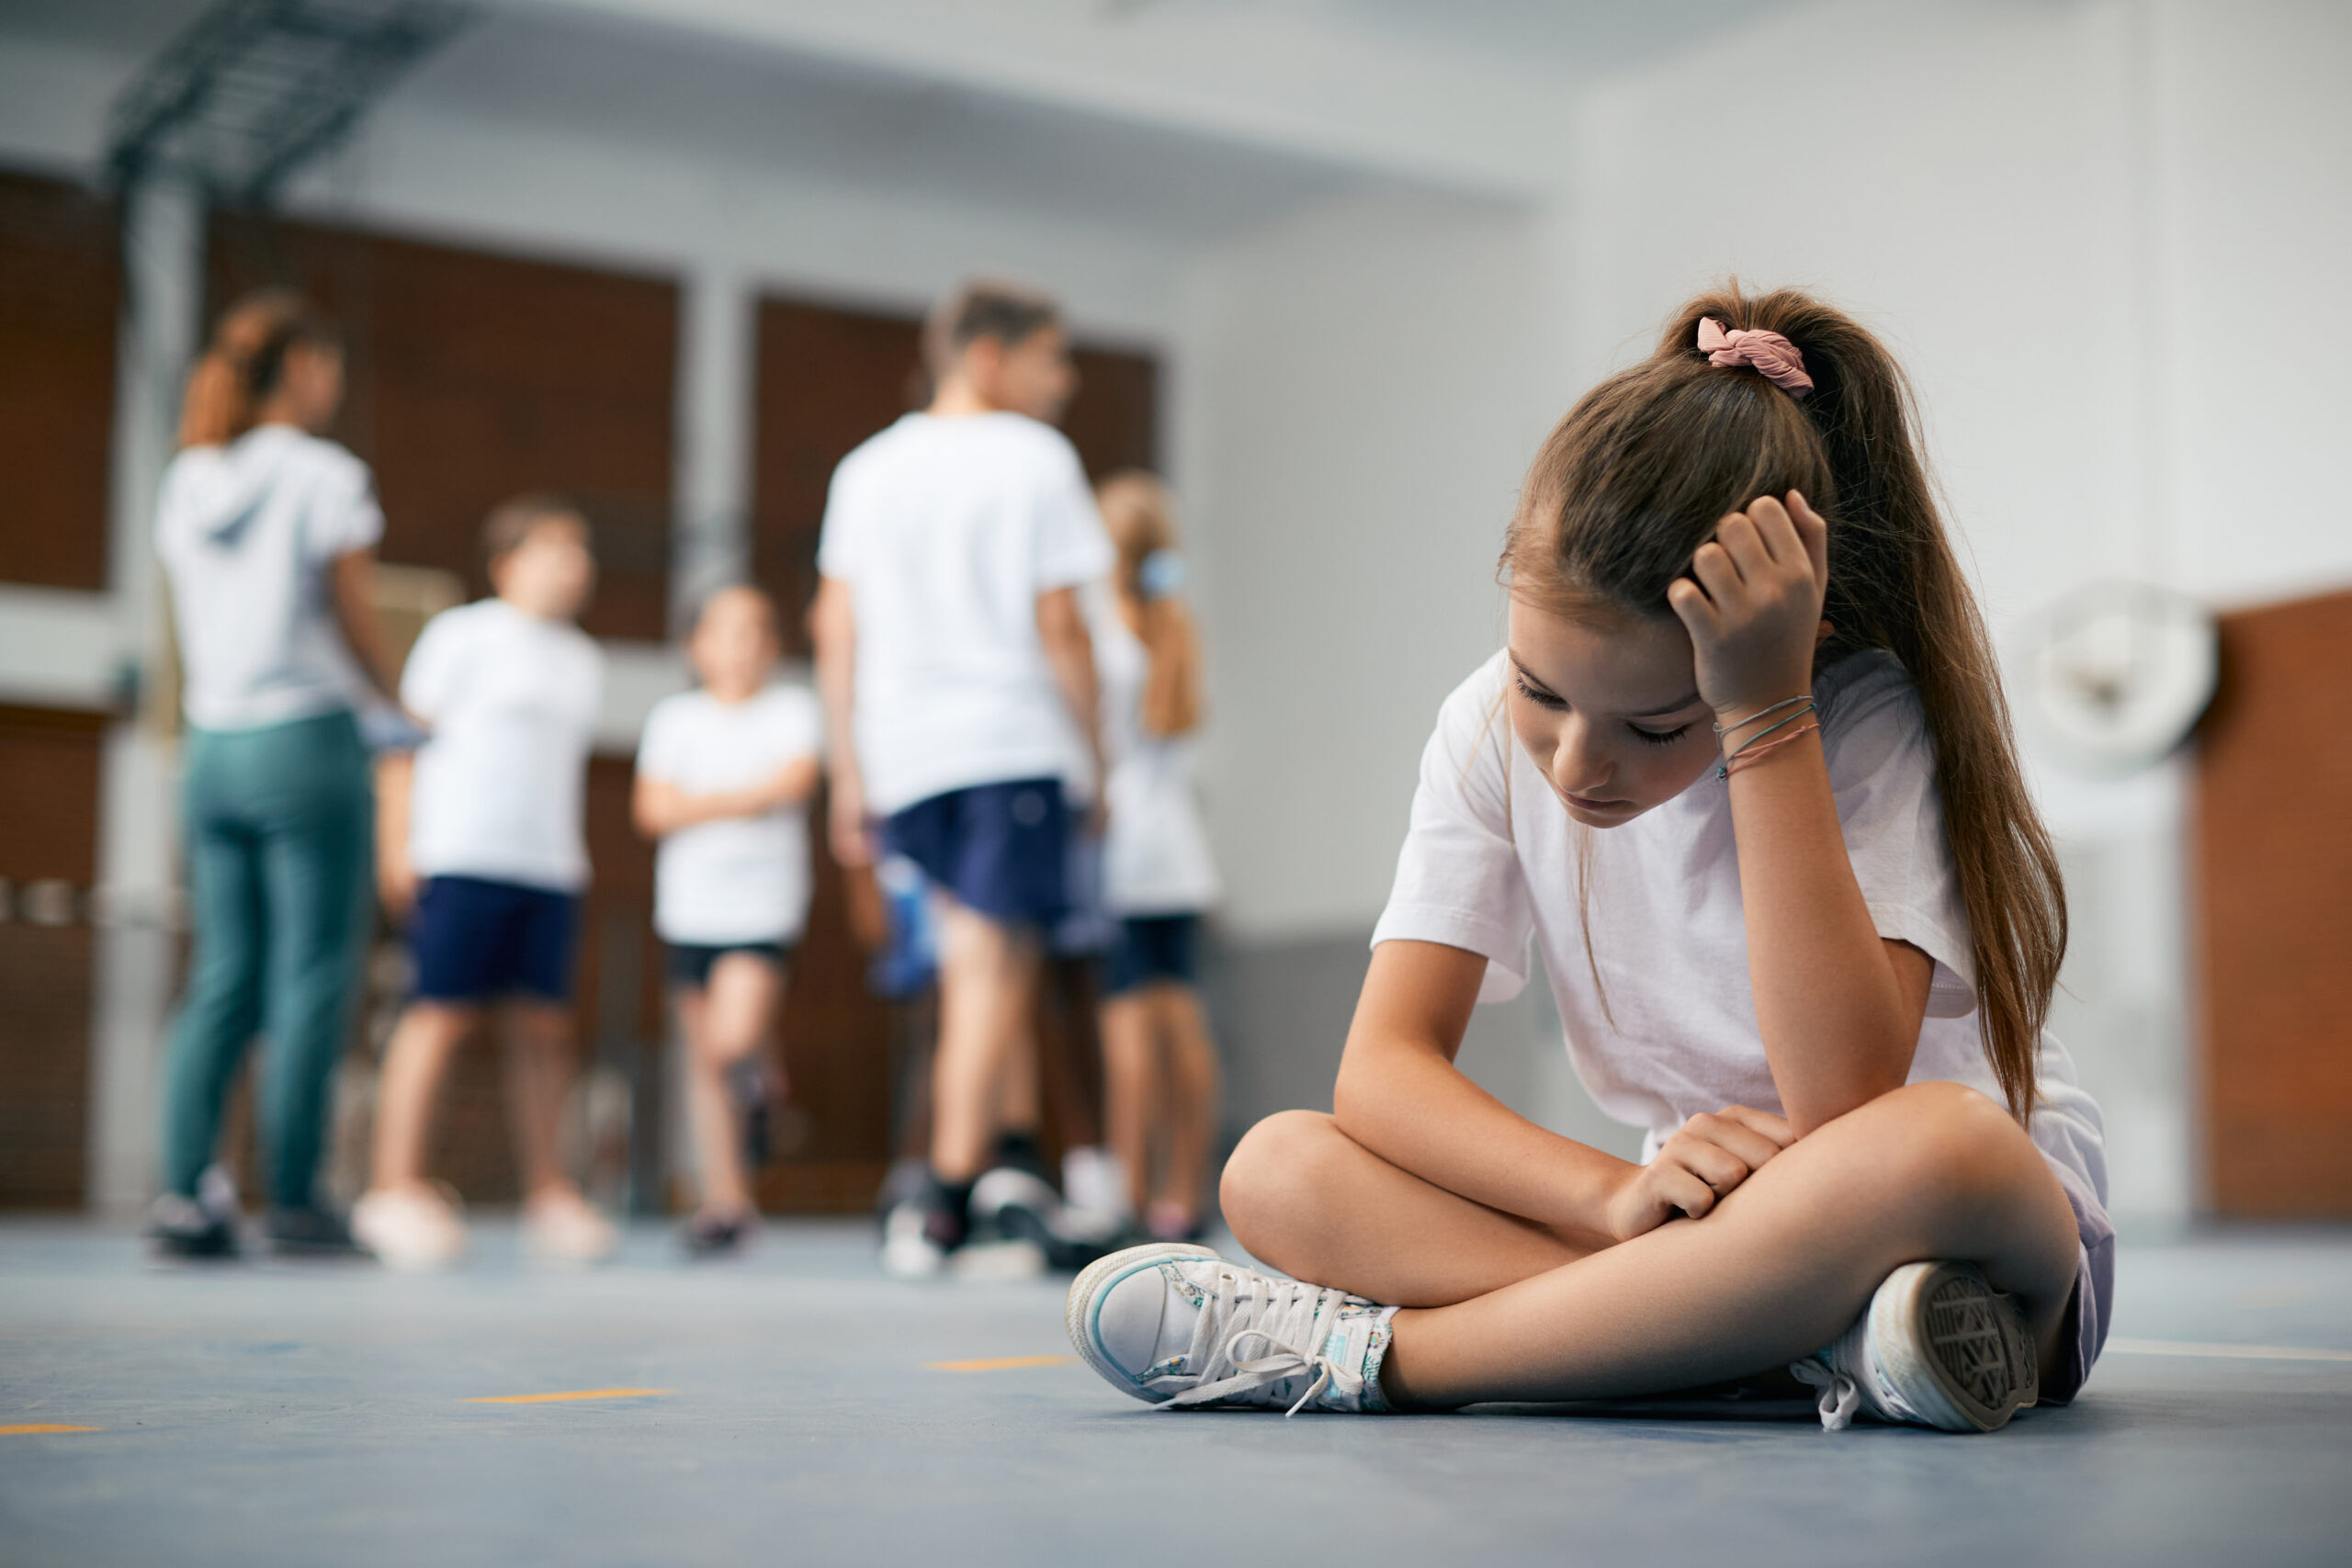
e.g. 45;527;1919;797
1789;1359;1864;1430
1791;1315;1924;1432
1163;1268;1357;1417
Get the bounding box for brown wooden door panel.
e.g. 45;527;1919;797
207;215;678;640
2196;587;2352;1216
0;706;106;1207
0;169;118;592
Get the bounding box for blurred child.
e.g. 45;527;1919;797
353;497;614;1270
633;585;821;1257
1091;472;1223;1243
810;277;1115;1276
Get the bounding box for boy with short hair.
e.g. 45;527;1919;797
811;278;1114;1276
353;496;616;1270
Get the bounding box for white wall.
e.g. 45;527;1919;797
1179;191;1556;939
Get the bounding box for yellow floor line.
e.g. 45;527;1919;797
2108;1337;2352;1363
461;1388;674;1404
926;1354;1077;1372
1;1424;101;1435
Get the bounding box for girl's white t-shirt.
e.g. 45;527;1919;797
1371;649;2108;1209
1091;588;1220;916
156;425;384;731
815;412;1114;816
400;598;603;894
636;684;824;945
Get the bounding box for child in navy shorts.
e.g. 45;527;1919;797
811;278;1117;1276
355;497;615;1270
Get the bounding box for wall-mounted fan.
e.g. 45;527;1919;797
2016;581;2217;777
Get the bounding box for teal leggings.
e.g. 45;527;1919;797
161;710;373;1209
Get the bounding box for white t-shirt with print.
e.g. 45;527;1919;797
815;412;1114;816
1091;588;1221;916
1371;649;2108;1210
637;683;824;945
156;425;384;731
400;598;603;893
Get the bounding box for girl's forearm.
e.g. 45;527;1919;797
1334;1038;1629;1247
1725;736;1919;1133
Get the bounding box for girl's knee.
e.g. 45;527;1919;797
1219;1111;1340;1246
1859;1081;2041;1212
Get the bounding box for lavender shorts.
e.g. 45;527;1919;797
2040;1156;2116;1405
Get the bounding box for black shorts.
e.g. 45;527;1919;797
665;941;791;990
1104;914;1201;997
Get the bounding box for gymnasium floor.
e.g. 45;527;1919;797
3;1221;2346;1566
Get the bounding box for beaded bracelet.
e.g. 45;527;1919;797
1723;716;1821;779
1714;700;1818;781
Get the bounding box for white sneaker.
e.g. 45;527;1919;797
880;1200;949;1280
522;1188;618;1267
1060;1145;1132;1235
352;1186;468;1272
1065;1244;1398;1416
1792;1260;2040;1432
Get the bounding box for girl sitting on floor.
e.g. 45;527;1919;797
1065;286;2109;1433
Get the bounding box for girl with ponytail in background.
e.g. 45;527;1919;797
151;290;403;1258
1091;473;1223;1245
1066;287;2110;1433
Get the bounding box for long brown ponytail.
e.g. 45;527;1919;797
177;288;337;449
1503;285;2064;1118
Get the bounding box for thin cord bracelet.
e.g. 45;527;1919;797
1723;716;1821;778
1713;693;1814;740
1715;701;1817;781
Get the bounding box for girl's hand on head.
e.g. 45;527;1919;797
1601;1104;1794;1242
1665;491;1831;724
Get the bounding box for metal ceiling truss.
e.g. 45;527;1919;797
107;0;469;204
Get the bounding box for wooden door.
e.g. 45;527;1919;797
206;213;678;639
0;169;117;592
2196;587;2352;1215
0;708;105;1207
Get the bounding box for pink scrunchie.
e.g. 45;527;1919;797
1697;316;1814;397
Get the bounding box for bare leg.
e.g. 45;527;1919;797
502;999;579;1201
369;1000;478;1190
1229;1083;2080;1409
996;1023;1042;1141
681;954;782;1217
1154;984;1221;1225
1100;990;1157;1214
1223;1110;1592;1306
929;899;1041;1182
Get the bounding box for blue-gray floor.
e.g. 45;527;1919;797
2;1220;2347;1566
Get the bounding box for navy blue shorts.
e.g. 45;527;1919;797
1105;913;1201;996
666;940;790;989
410;874;579;1004
882;777;1069;929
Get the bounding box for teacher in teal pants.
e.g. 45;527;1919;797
151;290;405;1257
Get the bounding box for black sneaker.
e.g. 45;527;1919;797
970;1167;1113;1271
725;1059;775;1168
266;1206;365;1258
148;1192;238;1259
682;1208;755;1258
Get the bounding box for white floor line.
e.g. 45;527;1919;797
2107;1337;2352;1362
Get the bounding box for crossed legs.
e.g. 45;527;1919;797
1220;1081;2079;1410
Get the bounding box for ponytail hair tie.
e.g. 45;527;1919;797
1696;316;1814;398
